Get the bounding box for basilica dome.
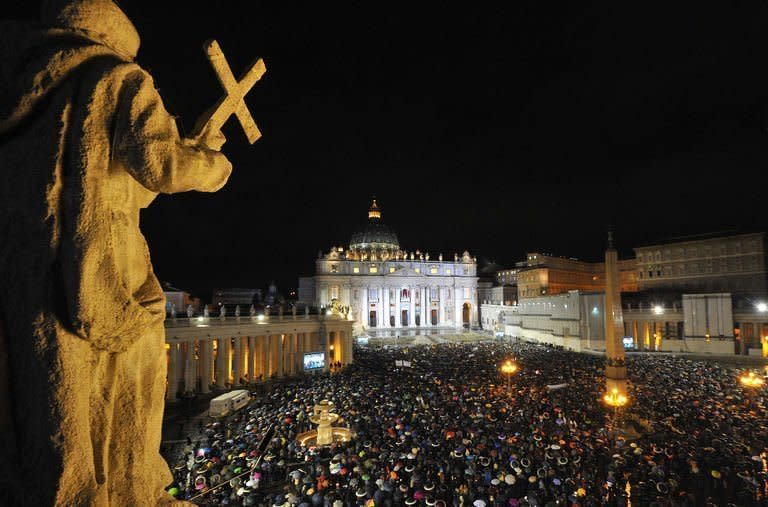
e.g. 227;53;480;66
349;199;400;254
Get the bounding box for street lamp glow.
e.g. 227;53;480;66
653;305;664;315
603;387;628;407
500;360;518;390
500;360;518;376
757;302;768;313
740;371;765;388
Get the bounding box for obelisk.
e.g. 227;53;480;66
604;230;628;396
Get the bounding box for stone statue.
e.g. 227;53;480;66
249;304;256;317
204;305;210;318
170;302;177;319
219;304;226;318
187;304;195;318
234;304;241;318
0;1;254;504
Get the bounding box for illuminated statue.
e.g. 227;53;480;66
0;0;263;504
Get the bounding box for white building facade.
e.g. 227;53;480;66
299;199;479;333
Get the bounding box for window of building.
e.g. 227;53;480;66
369;288;378;301
369;264;378;273
353;266;360;274
415;268;420;273
430;266;438;274
330;264;338;273
648;271;653;278
330;286;339;299
353;290;358;299
431;287;439;301
401;288;410;301
463;287;471;299
446;268;452;275
389;266;395;273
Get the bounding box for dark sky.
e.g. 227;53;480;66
6;1;768;296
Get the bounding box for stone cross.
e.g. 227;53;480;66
193;39;266;144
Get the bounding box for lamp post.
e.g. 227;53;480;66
500;360;518;391
740;370;764;412
603;387;628;448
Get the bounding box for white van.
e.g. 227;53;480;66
209;389;250;417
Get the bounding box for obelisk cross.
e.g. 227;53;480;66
193;39;266;144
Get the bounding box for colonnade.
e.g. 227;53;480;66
165;317;354;401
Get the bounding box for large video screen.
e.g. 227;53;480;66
303;352;325;371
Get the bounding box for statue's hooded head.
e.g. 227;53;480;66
40;0;140;60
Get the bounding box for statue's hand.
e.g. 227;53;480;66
196;123;227;151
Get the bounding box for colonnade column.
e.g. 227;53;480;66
296;333;305;369
200;339;211;393
285;334;291;375
261;335;270;379
421;286;427;326
166;343;179;401
184;340;196;393
248;336;255;384
233;336;243;386
215;337;226;388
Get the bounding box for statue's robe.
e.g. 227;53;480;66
0;2;231;505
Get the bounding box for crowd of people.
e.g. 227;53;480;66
166;340;768;506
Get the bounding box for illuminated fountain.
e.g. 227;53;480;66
296;400;354;446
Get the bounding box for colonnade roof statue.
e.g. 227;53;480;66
0;0;264;504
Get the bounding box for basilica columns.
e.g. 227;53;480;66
409;286;416;326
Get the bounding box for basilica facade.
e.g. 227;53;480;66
298;199;479;333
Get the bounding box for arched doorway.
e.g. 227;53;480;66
401;309;408;326
462;303;471;326
369;310;377;327
431;309;438;325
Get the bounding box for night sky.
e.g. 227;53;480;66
5;1;768;297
